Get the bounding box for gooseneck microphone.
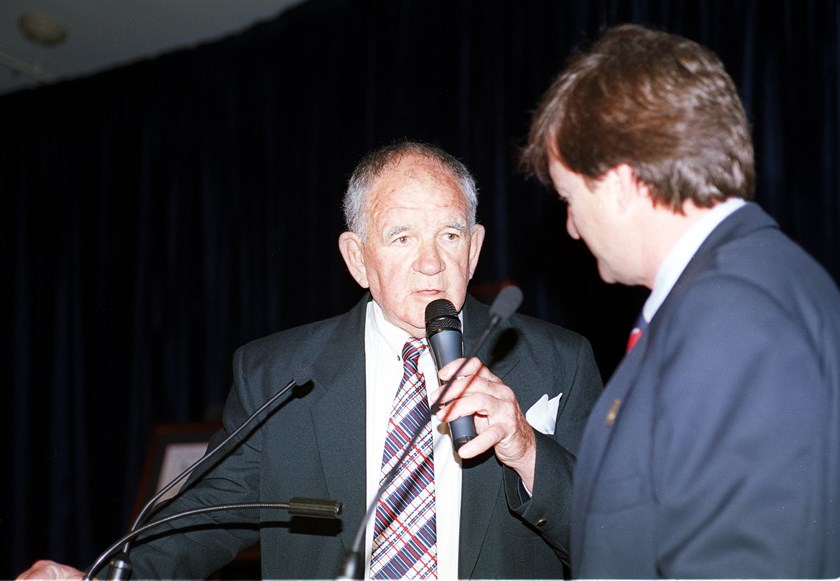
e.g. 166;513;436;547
86;498;341;581
487;284;524;328
425;298;475;449
90;365;321;581
337;285;524;580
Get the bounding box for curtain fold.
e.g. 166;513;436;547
4;0;838;575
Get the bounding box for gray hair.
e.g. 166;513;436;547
343;141;479;240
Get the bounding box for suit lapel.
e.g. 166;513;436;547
308;296;370;552
457;295;519;576
571;341;644;554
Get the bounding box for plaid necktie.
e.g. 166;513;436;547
370;338;437;579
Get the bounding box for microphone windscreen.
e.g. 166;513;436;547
294;364;315;387
489;285;523;322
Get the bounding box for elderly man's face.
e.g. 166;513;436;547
339;154;485;337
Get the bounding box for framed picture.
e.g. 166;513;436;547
133;422;221;519
132;422;262;577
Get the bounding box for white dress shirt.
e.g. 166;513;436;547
363;300;462;580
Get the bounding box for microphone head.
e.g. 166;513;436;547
293;364;315;387
425;298;461;333
489;285;523;323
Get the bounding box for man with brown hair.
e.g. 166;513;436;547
522;23;840;578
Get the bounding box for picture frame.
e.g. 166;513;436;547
133;422;221;519
131;421;262;578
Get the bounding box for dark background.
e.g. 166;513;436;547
4;0;838;576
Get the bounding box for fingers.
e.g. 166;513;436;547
432;367;522;449
431;357;507;423
430;363;538;488
434;377;502;423
432;357;499;406
17;561;84;580
455;420;507;458
437;356;483;380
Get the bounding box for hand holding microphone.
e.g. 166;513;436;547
434;356;537;482
425;288;537;489
424;287;526;454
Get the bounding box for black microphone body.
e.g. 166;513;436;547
425;299;476;449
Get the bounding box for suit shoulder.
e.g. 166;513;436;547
234;312;347;369
508;310;590;348
502;311;600;380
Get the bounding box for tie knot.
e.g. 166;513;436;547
402;338;426;364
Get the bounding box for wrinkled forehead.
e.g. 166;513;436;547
366;155;468;217
376;153;460;190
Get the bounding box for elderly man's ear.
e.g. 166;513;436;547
338;231;369;288
467;224;486;278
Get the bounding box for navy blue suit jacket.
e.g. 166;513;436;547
129;294;602;579
571;203;840;578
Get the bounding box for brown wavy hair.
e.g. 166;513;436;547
521;24;755;211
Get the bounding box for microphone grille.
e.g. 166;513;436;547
425;299;460;332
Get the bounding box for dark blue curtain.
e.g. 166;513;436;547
4;0;838;576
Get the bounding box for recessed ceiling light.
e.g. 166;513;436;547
18;11;68;47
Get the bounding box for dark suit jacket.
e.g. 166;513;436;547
129;293;602;579
571;203;840;578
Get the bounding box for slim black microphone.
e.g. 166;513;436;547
425;298;475;449
337;286;523;580
97;365;315;581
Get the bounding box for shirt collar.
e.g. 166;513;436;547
643;198;746;322
366;298;466;353
367;300;417;356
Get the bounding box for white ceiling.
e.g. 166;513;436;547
0;0;307;96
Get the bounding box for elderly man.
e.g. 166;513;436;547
21;141;602;579
522;24;840;579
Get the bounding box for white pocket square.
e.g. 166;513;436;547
525;393;563;435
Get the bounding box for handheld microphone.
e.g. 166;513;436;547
337;286;523;580
425;298;474;449
96;365;315;581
